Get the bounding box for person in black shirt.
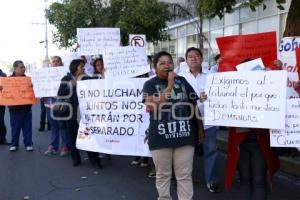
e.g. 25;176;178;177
143;51;205;200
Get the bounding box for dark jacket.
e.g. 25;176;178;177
57;73;78;120
0;69;6;77
8;73;32;113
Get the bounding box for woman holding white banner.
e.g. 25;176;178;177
56;59;102;168
143;51;205;200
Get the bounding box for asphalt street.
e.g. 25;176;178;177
0;103;299;200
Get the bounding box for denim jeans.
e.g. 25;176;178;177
238;140;267;200
46;108;69;151
203;127;218;184
0;106;7;142
10;111;33;147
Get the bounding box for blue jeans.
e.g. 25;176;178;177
203;127;218;184
0;106;7;142
46;108;69;151
10;111;33;147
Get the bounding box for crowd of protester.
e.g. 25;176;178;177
1;45;298;200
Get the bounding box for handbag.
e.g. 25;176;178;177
52;98;72;118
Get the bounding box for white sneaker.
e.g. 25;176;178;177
9;146;17;151
26;146;33;151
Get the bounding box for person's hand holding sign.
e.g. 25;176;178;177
199;90;207;103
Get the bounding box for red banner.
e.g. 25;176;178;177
296;48;300;77
0;77;36;106
216;32;277;72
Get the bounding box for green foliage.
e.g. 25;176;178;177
114;0;171;45
196;0;286;19
48;0;171;48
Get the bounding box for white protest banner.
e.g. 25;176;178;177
103;46;149;78
77;28;120;55
236;58;265;71
270;98;300;147
76;78;151;157
31;66;69;97
129;34;146;47
278;37;300;98
204;71;287;129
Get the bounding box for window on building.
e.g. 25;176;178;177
178;25;186;38
154;43;161;54
210;29;223;55
224;9;239;26
240;6;256;23
240;20;257;34
210;17;223;29
203;19;209;32
161;41;169;52
258;0;278;17
168;29;177;39
258;16;278;33
177;37;187;58
169;39;177;58
224;25;239;36
187;23;198;35
187;34;197;48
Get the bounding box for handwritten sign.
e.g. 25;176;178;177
77;28;120;55
76;78;150;156
31;66;69;97
278;37;300;98
103;46;149;78
0;77;36;105
216;32;277;72
204;71;287;129
270;99;300;147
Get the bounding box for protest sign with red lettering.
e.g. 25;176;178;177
216;32;277;72
0;77;36;106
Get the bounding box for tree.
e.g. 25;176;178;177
169;0;299;51
48;0;171;48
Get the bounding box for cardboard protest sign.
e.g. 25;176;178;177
270;98;300;147
103;46;149;78
0;77;36;105
77;28;120;55
76;78;151;157
278;37;300;98
31;66;69;97
204;70;287;129
216;32;277;72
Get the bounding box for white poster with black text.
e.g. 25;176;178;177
76;78;151;157
204;71;287;129
270;98;300;147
